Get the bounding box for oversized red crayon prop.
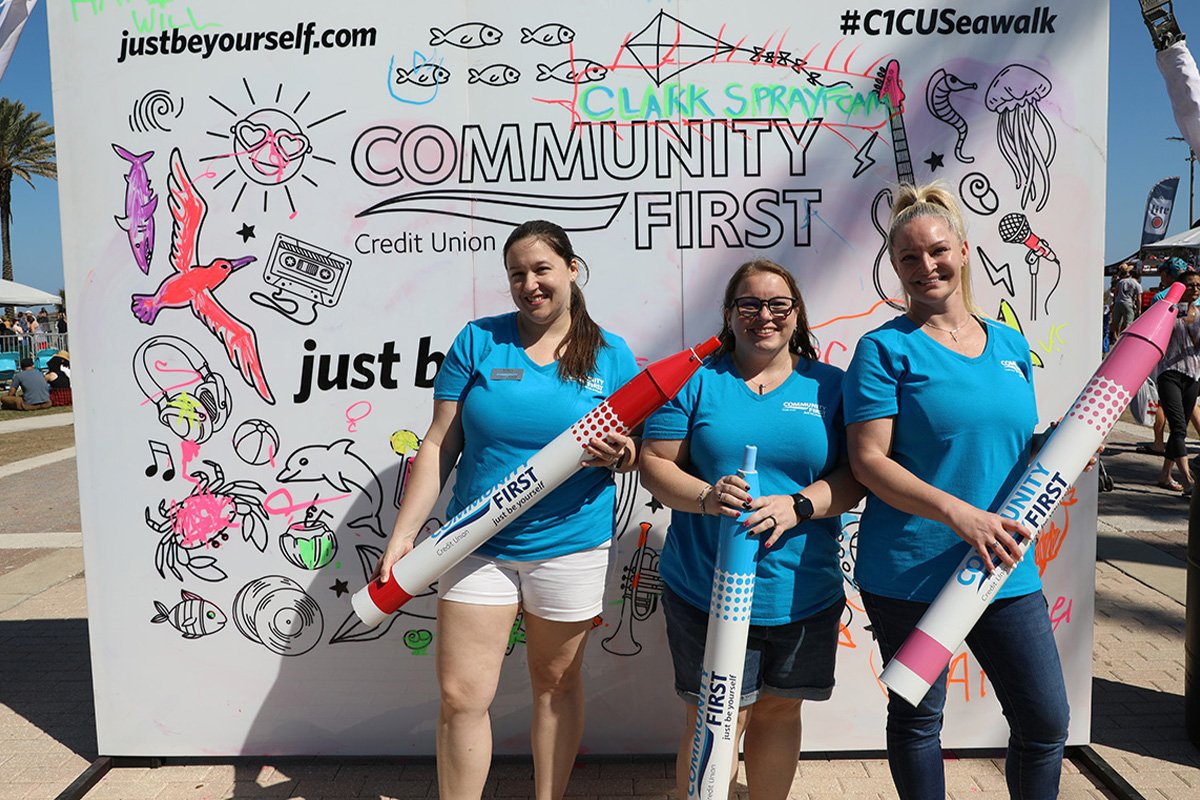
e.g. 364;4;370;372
352;336;722;626
880;284;1186;704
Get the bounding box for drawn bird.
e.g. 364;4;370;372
130;148;275;404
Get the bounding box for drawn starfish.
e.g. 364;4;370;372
130;149;275;404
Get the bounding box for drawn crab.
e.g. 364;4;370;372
147;460;269;582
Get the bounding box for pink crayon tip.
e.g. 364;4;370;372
1166;282;1186;304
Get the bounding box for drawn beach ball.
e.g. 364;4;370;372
233;419;280;466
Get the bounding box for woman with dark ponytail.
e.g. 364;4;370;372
374;220;638;800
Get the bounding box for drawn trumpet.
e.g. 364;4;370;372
688;445;761;800
880;283;1186;705
602;521;663;657
352;337;722;627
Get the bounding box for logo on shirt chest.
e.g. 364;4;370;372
585;376;605;393
1000;359;1024;378
782;400;824;417
491;368;524;381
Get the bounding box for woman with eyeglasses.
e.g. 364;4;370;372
373;220;639;800
639;258;863;799
844;183;1069;799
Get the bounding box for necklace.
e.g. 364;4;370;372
912;314;973;343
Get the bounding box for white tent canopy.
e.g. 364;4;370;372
0;278;59;306
1142;224;1200;250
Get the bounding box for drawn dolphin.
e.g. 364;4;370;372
277;439;385;537
113;144;158;274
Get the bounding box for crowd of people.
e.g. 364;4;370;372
372;177;1079;799
0;307;67;358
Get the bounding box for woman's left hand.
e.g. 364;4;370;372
581;432;633;470
740;494;798;549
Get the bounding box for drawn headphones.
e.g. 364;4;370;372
133;336;231;443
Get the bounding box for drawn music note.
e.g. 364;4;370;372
145;440;175;481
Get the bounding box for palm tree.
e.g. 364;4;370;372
0;99;56;298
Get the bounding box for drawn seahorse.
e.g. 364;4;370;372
926;68;977;164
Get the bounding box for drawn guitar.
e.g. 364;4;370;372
869;60;914;311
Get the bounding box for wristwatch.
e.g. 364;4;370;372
791;492;814;524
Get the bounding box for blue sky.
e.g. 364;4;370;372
0;2;1194;294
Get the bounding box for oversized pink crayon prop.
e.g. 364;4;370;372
352;336;722;626
881;284;1187;705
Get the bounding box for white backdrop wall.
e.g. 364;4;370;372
47;0;1108;755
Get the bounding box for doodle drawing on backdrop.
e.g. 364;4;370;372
130;149;275;404
925;68;977;165
985;64;1057;213
277;439;386;537
868;60;914;311
112;144;157;274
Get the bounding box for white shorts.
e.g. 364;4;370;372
439;541;613;622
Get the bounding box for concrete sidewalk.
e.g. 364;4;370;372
1;419;1198;799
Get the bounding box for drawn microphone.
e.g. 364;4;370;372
689;445;760;800
999;212;1060;319
352;337;722;627
998;212;1059;265
879;283;1186;706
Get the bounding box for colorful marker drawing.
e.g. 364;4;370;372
151;590;226;639
113;144;158;274
147;460;268;583
130;149;275;404
277;440;386;537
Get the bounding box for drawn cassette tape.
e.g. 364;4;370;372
263;233;351;306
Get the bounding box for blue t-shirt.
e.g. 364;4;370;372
643;354;846;625
843;316;1041;602
433;313;639;560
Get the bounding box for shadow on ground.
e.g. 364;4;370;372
0;619;97;759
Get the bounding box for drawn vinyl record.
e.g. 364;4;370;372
234;575;324;656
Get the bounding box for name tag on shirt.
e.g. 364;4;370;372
491;368;524;381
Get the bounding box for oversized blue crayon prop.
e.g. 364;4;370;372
688;445;761;800
881;283;1187;705
352;336;722;627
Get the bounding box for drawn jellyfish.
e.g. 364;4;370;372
984;65;1057;212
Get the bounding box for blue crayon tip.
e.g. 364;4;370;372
741;445;757;474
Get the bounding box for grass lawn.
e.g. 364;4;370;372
0;406;72;423
0;424;76;467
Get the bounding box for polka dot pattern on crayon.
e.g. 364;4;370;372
707;570;755;623
569;401;628;444
1064;376;1130;434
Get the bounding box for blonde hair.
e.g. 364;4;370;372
887;182;981;315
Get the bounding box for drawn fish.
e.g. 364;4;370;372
113;144;158;274
521;23;575;46
467;64;520;86
396;63;451;87
277;439;385;537
151;589;226;639
535;59;607;84
429;22;502;49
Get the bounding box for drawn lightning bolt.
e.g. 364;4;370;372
852;131;879;179
977;246;1014;297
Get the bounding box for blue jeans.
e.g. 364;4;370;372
862;591;1070;800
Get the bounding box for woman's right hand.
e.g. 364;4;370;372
371;535;416;584
948;504;1030;573
708;474;753;518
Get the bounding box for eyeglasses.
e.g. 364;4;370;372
730;296;798;319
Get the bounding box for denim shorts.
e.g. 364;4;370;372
661;585;844;706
